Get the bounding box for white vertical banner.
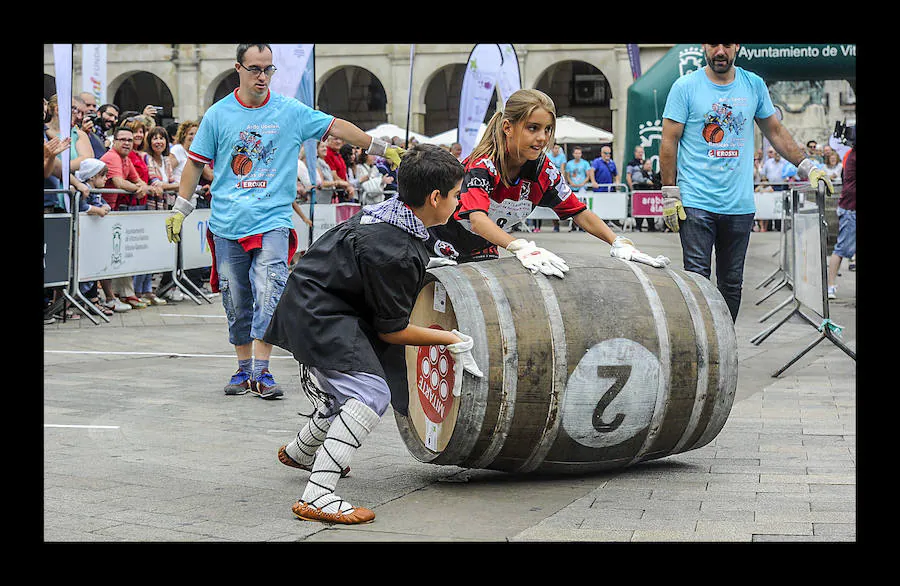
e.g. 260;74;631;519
405;44;415;145
269;44;319;241
458;44;503;160
495;43;521;105
81;43;107;105
268;44;314;99
54;43;73;211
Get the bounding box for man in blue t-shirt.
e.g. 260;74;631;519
660;43;833;321
164;43;403;399
590;145;618;192
544;143;568;231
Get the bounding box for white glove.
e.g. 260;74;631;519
426;257;458;269
798;158;834;195
506;238;569;279
447;329;484;397
610;236;671;268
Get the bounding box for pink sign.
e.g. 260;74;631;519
335;203;362;223
631;190;663;217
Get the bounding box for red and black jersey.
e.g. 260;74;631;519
426;153;587;262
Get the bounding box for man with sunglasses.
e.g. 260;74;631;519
165;43;403;400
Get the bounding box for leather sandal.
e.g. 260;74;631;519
292;500;375;525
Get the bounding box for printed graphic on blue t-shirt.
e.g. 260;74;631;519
190;90;334;240
662;67;775;214
566;158;591;186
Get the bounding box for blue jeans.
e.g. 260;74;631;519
213;227;290;346
832;206;856;259
679;207;755;322
133;273;153;295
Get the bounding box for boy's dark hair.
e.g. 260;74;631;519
396;144;465;207
236;44;272;63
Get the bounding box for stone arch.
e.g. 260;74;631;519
44;74;57;100
533;59;615;160
316;65;388;131
209;69;239;107
109;70;176;126
421;62;501;138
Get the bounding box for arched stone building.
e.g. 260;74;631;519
44;43;675;164
44;43;854;165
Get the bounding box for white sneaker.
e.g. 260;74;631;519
104;298;132;313
827;286;837;300
165;289;184;301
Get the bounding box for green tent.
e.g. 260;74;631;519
624;43;857;172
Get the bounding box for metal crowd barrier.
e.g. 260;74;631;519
43;188;358;325
521;181;822;231
43;187;212;324
526;183;630;226
747;185;855;376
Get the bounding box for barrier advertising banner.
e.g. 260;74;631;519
78;211;176;280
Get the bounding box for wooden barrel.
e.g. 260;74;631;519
394;254;738;474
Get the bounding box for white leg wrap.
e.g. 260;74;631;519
301;398;380;514
285;410;333;467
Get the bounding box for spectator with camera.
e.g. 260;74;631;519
78;93;107;158
89;103;120;154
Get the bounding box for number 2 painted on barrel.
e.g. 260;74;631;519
592;365;629;432
562;338;659;449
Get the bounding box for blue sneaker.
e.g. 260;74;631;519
224;369;252;395
251;369;283;400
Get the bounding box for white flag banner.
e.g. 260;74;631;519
81;43;107;105
269;44;314;100
495;43;521;105
54;43;73;211
458;44;503;160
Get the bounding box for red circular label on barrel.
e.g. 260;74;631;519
416;325;455;424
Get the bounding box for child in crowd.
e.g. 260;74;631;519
264;144;483;525
72;158;114;316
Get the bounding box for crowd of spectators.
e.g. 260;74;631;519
43;97;213;323
752;138;840;232
45;96;850;324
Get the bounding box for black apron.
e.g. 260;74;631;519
263;213;430;415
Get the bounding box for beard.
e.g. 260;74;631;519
706;52;734;73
